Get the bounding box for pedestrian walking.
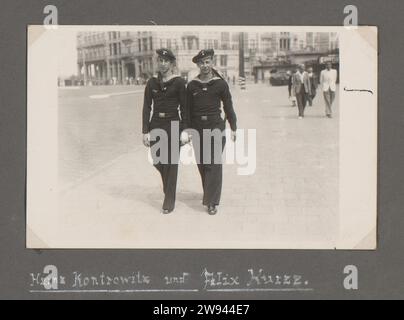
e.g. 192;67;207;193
320;62;338;118
142;48;189;214
287;70;296;107
186;49;237;215
306;67;318;106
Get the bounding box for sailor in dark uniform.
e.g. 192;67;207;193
186;49;237;215
142;48;189;214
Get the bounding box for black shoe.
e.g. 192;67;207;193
161;208;173;215
207;206;218;215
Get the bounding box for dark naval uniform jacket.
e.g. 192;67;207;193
186;74;237;207
142;75;187;134
186;75;237;131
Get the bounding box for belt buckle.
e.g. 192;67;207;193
201;115;208;121
159;112;166;118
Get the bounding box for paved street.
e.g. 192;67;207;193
55;83;339;248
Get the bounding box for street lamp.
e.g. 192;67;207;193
238;32;246;89
239;32;245;78
81;47;87;85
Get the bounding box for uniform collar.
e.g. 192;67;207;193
193;75;222;84
154;74;181;83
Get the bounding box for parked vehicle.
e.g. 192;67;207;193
269;69;289;86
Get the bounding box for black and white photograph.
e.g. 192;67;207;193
27;25;377;249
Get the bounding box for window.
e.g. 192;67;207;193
221;32;230;50
221;32;230;42
280;38;290;50
149;37;153;50
186;38;193;50
143;38;148;51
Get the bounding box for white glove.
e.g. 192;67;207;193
180;131;191;146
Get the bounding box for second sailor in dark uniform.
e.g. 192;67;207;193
142;48;188;214
187;49;237;215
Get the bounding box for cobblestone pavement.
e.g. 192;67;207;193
55;83;339;248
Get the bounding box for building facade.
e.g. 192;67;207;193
76;31;339;85
247;32;339;82
77;31;239;85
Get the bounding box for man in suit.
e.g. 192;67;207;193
320;62;338;118
292;64;311;119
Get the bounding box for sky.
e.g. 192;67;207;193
57;29;78;77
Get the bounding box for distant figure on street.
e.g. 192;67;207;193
187;49;237;215
306;67;318;106
292;64;311;119
142;48;189;214
320;62;338;118
287;70;296;107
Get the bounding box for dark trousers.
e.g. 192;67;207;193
149;118;180;211
296;90;307;117
307;88;316;106
192;116;226;206
154;162;178;211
